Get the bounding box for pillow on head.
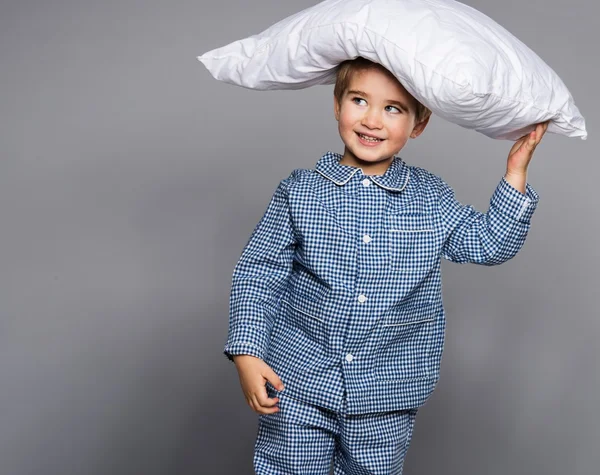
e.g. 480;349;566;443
198;0;587;141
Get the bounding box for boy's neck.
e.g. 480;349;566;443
339;152;394;176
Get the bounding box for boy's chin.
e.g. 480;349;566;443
352;153;395;164
340;144;399;167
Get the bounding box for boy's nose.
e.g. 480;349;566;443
361;110;383;129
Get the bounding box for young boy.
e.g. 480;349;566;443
226;57;548;474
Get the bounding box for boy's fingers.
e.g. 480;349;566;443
254;384;280;407
537;121;549;140
258;405;280;415
251;394;280;414
262;367;285;391
525;132;537;151
257;393;280;408
250;394;261;410
535;125;547;145
246;394;260;412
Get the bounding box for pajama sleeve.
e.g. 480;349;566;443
224;175;297;361
440;176;540;265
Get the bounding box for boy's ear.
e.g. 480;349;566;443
410;115;430;139
333;95;340;122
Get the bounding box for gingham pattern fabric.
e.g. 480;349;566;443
226;151;539;414
254;389;418;474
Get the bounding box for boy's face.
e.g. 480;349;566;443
334;67;428;174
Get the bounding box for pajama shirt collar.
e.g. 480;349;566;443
314;151;410;192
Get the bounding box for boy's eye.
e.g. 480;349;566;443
351;97;401;113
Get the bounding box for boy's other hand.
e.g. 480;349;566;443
232;354;285;415
504;121;549;193
506;121;549;175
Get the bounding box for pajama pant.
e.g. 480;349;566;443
254;389;418;474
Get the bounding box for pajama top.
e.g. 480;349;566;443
225;151;539;414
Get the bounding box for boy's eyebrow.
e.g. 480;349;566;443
347;89;411;112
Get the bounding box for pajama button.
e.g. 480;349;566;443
357;294;367;303
362;178;371;187
345;354;354;362
362;234;372;243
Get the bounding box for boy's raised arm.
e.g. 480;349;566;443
439;122;548;266
439;176;539;266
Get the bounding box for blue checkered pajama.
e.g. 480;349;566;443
254;390;418;474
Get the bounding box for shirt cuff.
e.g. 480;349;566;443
490;177;540;223
223;342;265;362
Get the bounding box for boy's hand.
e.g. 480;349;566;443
232;354;285;415
504;121;549;193
506;121;549;175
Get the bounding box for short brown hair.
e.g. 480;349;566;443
333;57;432;124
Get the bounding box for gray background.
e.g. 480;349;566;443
0;0;597;474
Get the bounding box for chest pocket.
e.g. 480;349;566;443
388;213;436;270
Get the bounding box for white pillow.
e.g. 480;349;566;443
198;0;587;141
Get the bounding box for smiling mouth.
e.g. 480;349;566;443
356;132;384;143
